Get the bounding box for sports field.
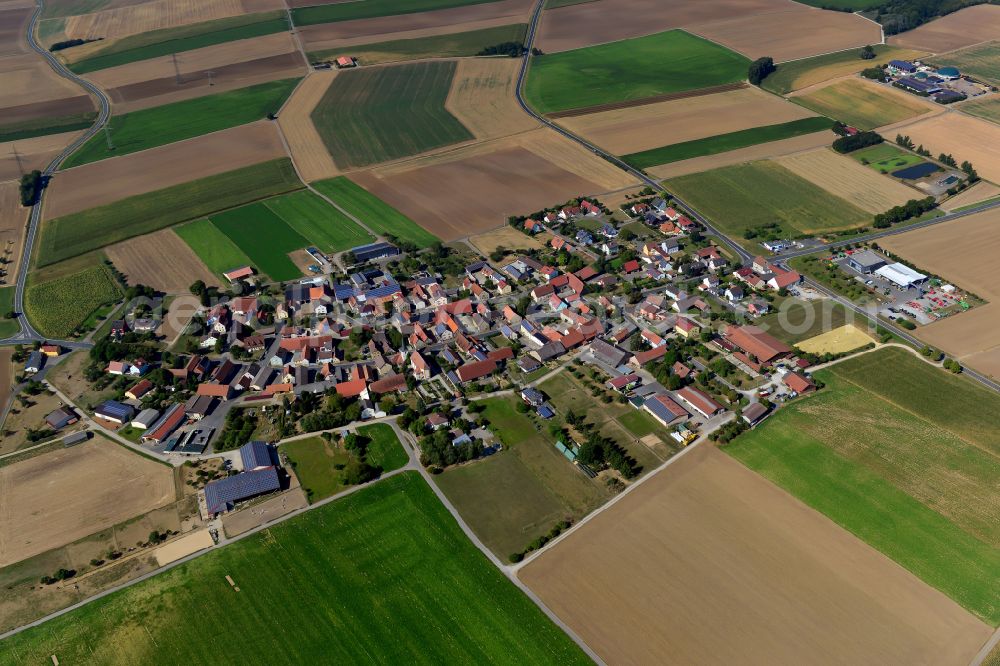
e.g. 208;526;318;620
849;143;924;173
63;78;300;167
623;117;832;169
311;61;473;169
309;23;527;65
38;159;303;266
67;13;290;74
525;30;749;115
665;161;869;240
293;0;499;24
209;204;311;282
725;347;1000;624
175;219;254;279
1;473;591;665
937;40;1000;86
311;176;439;247
793;78;932;130
24;263;123;338
761;44;926;94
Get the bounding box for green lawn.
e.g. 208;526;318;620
793;79;931;130
358;423;409;472
174;220;254;278
617;409;660;438
292;0;499;25
311;61;473;169
623;116;832;169
66;13;289;74
761;44;924;94
725;347;1000;624
262;190;372;253
0;287;18;338
38;159;303;266
0;473;591;664
311;177;439;248
524;29;749;114
284;436;351;502
24;264;123;339
665;160;870;240
309;23;527;65
209;204;310;281
64;79;300;167
0;113;97;143
849;143;925;174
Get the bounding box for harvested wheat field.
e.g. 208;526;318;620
298;0;532;52
943;181;1000;212
45;120;287;218
60;0;263;41
106;229;219;293
649;130;837;179
445;58;537;141
900;113;1000;185
880;208;1000;377
889;5;1000;53
0;438;176;567
278;72;339;182
687;6;880;63
776;148;918;213
560;86;815;156
469;225;544;256
519;446;990;666
0;54;91;108
797;324;875;354
791;77;936;131
0;129;84;182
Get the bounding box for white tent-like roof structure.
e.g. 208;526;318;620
875;262;927;288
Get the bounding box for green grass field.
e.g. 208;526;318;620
359;423;409;472
666;160;869;240
960;95;1000;126
0;287;18;338
262;190;372;252
66;13;289;74
292;0;498;25
724;348;1000;624
756;297;857;345
849;143;925;173
311;61;473;169
311;177;439;247
310;23;527;65
0;473;591;664
208;204;310;281
524;30;749;114
793;78;930;130
174;220;254;278
24;264;123;338
38;159;303;266
0;113;97;143
761;45;923;94
936;40;1000;86
623;116;832;169
63;79;300;167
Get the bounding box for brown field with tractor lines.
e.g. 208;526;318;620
0;129;84;181
60;0;253;41
888;4;1000;53
880;207;1000;378
277;72;340;182
0;4;31;56
0;53;92;108
648;129;837;179
776;148;918;213
898;113;1000;185
105;229;220;293
519;446;991;666
445;58;538;141
45;120;287;218
0;439;177;567
559;86;815;155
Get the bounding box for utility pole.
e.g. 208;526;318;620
104;124;115;151
10;144;24;176
172;53;181;85
206;70;215;86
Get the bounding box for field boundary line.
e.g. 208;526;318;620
970;625;1000;666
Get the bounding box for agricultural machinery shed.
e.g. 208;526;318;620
875;263;927;289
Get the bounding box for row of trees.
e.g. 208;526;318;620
873;196;936;228
833;130;883;153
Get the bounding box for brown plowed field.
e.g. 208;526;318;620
776;148;918;214
687;6;880;63
298;0;532;50
45;120;287;218
276;72;340;182
649;130;836;179
899;112;1000;185
559;86;814;155
519;446;991;666
106;229;219;293
0;5;31;56
0;181;27;281
888;5;1000;53
880;207;1000;378
102;52;304;113
62;0;247;41
0;438;176;567
0;54;92;108
549;82;747;119
445;58;537;141
0;95;95;125
0;129;83;181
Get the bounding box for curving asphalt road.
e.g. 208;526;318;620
0;0;111;349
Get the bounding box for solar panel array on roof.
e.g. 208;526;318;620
352;242;400;262
240;440;275;470
95;400;133;421
204;467;280;515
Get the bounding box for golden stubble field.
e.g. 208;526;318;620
880;207;1000;378
519;446;990;666
0;439;177;567
897;112;1000;185
445;57;538;141
277;72;340;182
59;0;277;41
888;4;1000;53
